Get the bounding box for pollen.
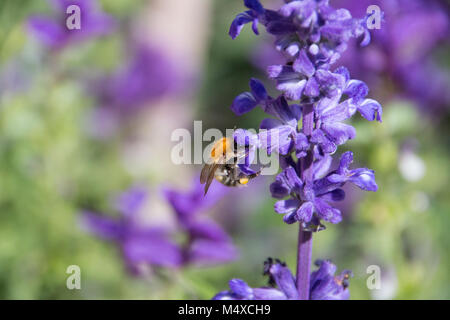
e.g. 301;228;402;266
239;177;249;185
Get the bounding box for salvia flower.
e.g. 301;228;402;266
229;0;381;229
27;0;115;50
213;259;351;300
231;0;371;67
215;0;383;301
82;181;238;274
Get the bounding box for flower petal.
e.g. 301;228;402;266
304;77;320;97
274;199;300;214
250;78;268;101
81;212;122;240
244;0;265;13
231;92;259;116
358;98;383;122
258;126;295;155
269;263;299;299
311;129;337;154
293;49;315;77
318;189;346;202
344;79;369;102
229;279;254;299
313;154;332;179
313;198;342;224
296;201;314;223
189;239;238;265
349;168;378;191
253;288;287;300
229;11;256;39
321;122;356;146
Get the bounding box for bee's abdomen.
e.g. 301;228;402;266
216;174;240;187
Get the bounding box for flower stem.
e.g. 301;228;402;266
296;225;313;299
296;103;314;300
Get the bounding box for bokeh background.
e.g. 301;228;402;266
0;0;449;299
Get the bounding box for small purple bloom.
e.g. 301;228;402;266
326;151;378;192
27;0;115;49
271;166;344;226
309;260;352;300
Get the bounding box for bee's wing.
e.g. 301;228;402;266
203;163;219;195
200;163;214;184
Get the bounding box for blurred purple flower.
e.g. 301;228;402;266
333;0;450;112
94;44;182;115
27;0;115;49
163;180;238;266
81;186;183;274
82;180;237;274
213;259;351;300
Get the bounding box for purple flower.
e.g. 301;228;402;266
271;166;344;226
81;187;183;273
334;0;450;112
27;0;115;49
213;259;351;300
233;93;305;158
309;260;352;300
326;151;378;192
82;181;238;274
229;1;381;229
93;44;182;115
163;180;238;266
231;78;268;116
231;0;371;66
212;0;383;301
310;67;382;154
271;151;377;228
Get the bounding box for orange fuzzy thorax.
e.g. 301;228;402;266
210;137;232;161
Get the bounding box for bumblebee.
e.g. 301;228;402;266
200;137;260;195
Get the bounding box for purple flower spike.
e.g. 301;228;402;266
213;0;383;300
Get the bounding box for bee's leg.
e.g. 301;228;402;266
236;168;261;186
232;166;240;181
238;167;261;179
244;171;261;179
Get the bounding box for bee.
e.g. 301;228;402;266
200;137;260;195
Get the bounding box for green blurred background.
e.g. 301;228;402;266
0;0;449;299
